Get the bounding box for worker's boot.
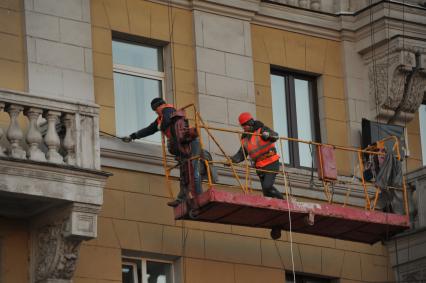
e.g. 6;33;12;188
167;199;183;207
265;188;283;200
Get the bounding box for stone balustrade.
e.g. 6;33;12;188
0;88;100;170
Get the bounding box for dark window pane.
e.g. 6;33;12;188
122;264;136;283
147;261;173;283
113;40;163;72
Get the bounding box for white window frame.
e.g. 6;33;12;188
112;41;166;145
122;256;175;283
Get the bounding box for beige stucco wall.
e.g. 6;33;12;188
91;0;197;136
0;1;26;92
0;3;29;280
0;218;29;283
74;167;395;282
251;24;352;176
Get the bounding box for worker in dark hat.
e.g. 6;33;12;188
122;97;175;143
228;112;283;199
122;97;202;207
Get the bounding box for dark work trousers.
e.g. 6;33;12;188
176;138;202;201
256;160;283;199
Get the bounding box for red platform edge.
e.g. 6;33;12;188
174;189;410;244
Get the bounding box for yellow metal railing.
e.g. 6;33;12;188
161;104;409;215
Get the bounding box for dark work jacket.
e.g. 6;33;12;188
131;107;175;139
230;120;279;163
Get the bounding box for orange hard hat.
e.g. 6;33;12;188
238;112;253;125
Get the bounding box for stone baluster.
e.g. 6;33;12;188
287;0;297;5
62;113;76;166
298;0;309;8
44;110;63;164
0;103;6;156
6;104;26;159
310;0;321;10
25;108;46;162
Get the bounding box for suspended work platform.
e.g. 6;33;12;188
174;189;409;244
163;104;411;244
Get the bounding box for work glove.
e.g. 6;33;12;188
261;131;270;141
121;133;136;143
121;136;132;143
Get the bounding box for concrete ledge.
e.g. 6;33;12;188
0;158;109;218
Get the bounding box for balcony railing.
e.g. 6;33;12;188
0;88;100;170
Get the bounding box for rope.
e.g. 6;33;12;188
99;130;121;139
279;138;296;282
167;0;178;106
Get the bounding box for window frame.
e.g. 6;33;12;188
122;261;140;283
122;256;175;283
112;38;166;144
271;69;321;168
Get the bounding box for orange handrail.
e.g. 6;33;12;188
161;104;409;216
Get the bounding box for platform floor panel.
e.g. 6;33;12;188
174;189;410;244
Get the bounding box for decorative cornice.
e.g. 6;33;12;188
367;37;426;124
149;0;426;44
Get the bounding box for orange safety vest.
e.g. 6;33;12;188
242;128;280;168
156;104;175;139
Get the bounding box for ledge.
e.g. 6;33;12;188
0;158;109;218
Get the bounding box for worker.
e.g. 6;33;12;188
228;112;283;199
121;97;202;207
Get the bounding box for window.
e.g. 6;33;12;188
112;39;165;144
286;273;331;283
420;101;426;166
122;257;174;283
271;71;320;168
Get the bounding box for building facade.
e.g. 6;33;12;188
0;0;426;282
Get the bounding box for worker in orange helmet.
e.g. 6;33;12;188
229;112;283;199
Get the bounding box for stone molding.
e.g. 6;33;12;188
148;0;426;42
32;203;100;283
0;158;108;219
0;88;99;117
